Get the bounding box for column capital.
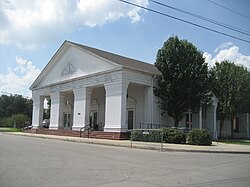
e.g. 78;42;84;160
104;81;129;96
32;95;45;102
73;87;92;99
50;92;66;100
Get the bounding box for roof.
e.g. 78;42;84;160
30;41;160;90
68;41;160;75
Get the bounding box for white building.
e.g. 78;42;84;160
30;41;249;139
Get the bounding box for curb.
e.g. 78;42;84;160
2;132;250;154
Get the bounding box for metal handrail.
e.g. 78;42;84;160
79;122;105;138
80;124;92;138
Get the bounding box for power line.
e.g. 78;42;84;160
207;0;250;20
117;0;250;44
149;0;250;36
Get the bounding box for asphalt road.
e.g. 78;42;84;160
0;133;250;187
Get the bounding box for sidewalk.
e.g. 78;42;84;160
3;132;250;154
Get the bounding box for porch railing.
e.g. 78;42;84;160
139;123;164;129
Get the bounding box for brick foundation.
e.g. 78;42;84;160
23;129;129;140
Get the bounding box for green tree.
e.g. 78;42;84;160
1;114;30;128
0;94;33;126
154;36;211;127
211;61;250;137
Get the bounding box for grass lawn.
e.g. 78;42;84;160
219;139;250;145
0;127;22;132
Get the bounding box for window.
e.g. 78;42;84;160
61;62;76;76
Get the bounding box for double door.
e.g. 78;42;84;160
63;113;71;130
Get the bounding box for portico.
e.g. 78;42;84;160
30;41;159;136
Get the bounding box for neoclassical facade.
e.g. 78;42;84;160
30;41;223;139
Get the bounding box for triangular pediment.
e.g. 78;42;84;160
30;41;120;89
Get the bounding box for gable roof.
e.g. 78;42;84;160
68;41;160;75
30;41;160;90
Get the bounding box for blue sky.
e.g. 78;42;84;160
0;0;250;97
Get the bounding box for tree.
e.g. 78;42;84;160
211;61;250;137
1;114;30;128
154;36;211;127
0;94;33;126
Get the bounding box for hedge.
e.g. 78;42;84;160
131;128;212;146
162;128;186;144
187;128;212;145
131;130;162;142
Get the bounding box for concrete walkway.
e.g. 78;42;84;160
3;132;250;154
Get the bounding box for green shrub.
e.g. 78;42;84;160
187;128;212;145
0;118;11;127
0;114;30;128
147;130;162;142
162;128;186;144
131;130;143;141
131;130;162;142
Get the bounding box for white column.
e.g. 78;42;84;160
213;104;218;140
199;107;202;129
32;94;45;129
144;86;153;125
104;81;129;132
49;92;65;130
72;87;92;131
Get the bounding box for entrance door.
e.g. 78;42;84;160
63;113;71;129
89;111;99;130
127;110;134;130
89;111;98;124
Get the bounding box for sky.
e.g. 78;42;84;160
0;0;250;97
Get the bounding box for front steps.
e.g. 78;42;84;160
24;129;129;140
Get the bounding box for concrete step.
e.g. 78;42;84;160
24;129;129;140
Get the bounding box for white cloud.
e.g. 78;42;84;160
0;56;40;97
203;42;250;69
0;0;148;48
214;42;233;53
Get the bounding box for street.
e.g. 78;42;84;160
0;133;250;187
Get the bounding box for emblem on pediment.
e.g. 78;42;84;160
61;62;76;76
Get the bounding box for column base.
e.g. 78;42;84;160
72;126;85;131
49;126;59;130
104;127;128;132
32;125;40;129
